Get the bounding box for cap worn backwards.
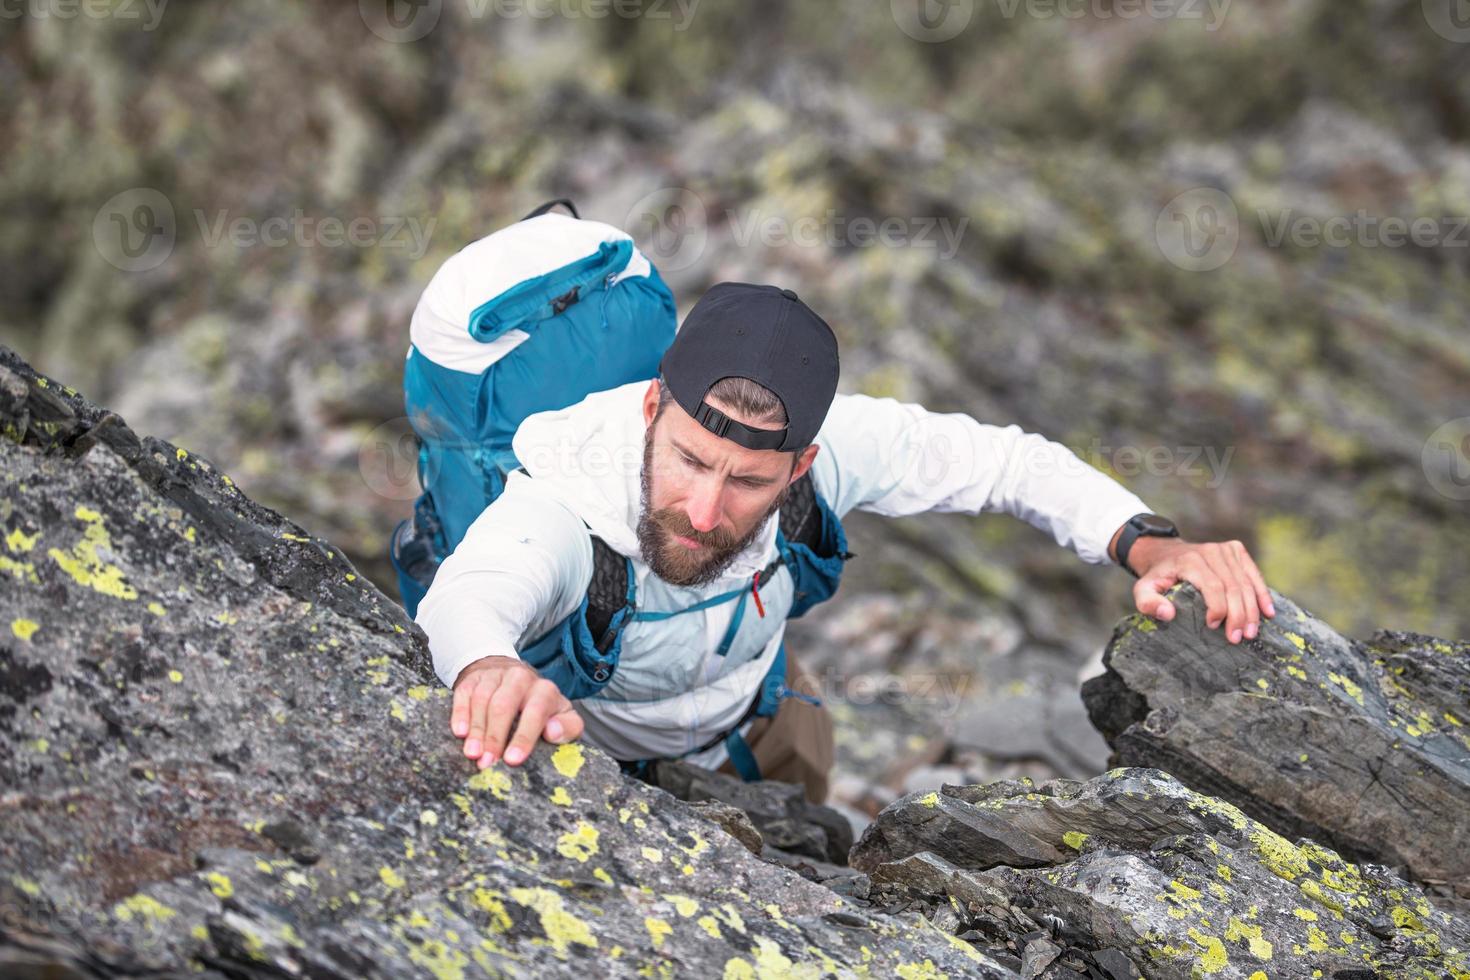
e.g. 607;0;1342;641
658;282;840;452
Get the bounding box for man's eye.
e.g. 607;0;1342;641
736;478;765;489
679;453;704;470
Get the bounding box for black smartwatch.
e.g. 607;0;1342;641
1115;513;1180;577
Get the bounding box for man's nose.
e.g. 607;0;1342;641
685;479;724;534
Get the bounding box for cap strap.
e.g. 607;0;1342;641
692;401;788;451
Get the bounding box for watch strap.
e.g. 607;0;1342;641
1115;513;1178;577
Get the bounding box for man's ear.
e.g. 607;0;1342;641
642;380;660;428
789;444;820;484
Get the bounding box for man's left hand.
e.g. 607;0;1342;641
1126;537;1276;644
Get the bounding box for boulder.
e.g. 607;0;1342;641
645;760;854;866
1082;584;1470;905
852;769;1470;979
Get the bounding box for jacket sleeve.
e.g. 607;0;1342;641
414;473;594;688
809;393;1153;566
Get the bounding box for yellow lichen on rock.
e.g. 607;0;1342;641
1225;916;1273;961
551;743;585;779
467;768;512;800
508;887;598;956
114;894;179;926
47;505;137;600
6;527;38;553
645;917;672;949
556;822;600;863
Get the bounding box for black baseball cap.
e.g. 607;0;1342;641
659;282;839;452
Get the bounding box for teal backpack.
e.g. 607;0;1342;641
390;200;677;616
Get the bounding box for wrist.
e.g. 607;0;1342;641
453;654;523;688
1113;513;1181;576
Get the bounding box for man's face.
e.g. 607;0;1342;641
637;382;818;587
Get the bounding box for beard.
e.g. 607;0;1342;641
636;426;790;588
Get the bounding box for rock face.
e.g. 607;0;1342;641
0;346;1014;977
850;769;1470;980
1082;584;1470;906
7;346;1468;979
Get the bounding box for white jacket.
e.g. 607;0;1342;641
416;380;1151;766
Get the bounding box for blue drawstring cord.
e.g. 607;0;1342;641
600;273;618;331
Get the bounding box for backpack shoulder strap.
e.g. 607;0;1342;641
778;471;821;550
586;534;629;650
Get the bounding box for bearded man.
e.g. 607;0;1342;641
416;282;1274;802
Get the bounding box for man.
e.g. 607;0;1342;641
416;282;1274;803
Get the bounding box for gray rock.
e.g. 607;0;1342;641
1082;582;1470;902
853;768;1470;979
645;760;855;866
849;778;1072;873
684;800;763;855
0;347;1019;978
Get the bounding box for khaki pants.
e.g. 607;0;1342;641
718;651;834;804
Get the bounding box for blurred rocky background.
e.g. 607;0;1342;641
3;0;1468;823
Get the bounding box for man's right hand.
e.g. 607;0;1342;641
450;656;584;769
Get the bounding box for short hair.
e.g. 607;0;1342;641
657;374;785;425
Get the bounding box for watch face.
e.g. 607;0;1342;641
1135;514;1178;535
